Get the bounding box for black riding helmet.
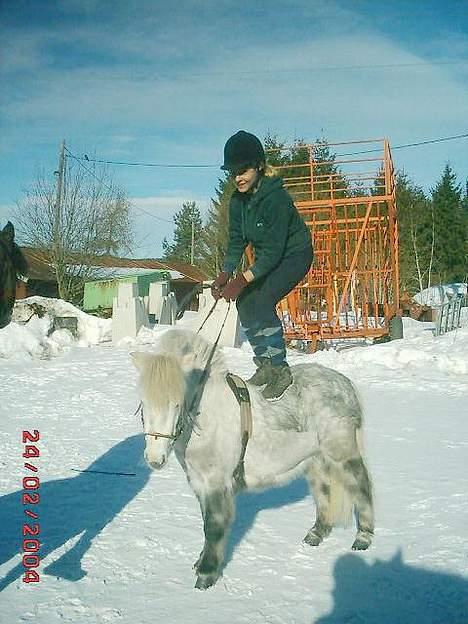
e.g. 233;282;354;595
221;130;265;171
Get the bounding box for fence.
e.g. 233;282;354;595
434;295;465;336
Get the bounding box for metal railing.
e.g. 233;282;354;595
434;295;465;336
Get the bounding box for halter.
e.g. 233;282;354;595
138;299;231;442
135;402;182;441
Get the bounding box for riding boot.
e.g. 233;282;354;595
246;357;272;386
262;363;293;401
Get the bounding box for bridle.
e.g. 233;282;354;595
138;298;231;443
135;401;182;441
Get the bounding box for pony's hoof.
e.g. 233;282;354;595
193;553;203;573
303;530;323;547
195;573;219;590
351;533;373;550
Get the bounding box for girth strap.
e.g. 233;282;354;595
226;373;253;491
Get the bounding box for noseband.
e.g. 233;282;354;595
137;301;231;445
145;432;177;440
136;402;182;442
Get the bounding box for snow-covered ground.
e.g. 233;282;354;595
1;298;468;623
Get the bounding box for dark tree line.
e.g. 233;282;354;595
162;136;467;294
397;164;467;292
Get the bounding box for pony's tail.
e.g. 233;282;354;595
323;423;371;528
324;460;353;528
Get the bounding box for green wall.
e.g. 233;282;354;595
83;271;170;311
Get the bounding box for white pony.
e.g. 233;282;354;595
132;329;374;590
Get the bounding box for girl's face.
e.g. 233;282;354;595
233;167;259;193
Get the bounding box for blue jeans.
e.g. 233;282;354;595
236;245;313;365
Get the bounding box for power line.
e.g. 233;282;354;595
65;147;174;224
99;59;467;82
74;156;215;169
64;131;467;228
334;132;468;157
394;132;468;149
74;131;468;169
177;59;468;78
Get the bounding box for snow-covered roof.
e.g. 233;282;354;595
414;283;467;307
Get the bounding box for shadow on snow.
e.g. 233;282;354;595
316;550;468;624
0;434;150;592
226;477;310;565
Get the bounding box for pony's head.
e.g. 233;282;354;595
0;222;28;329
131;350;186;469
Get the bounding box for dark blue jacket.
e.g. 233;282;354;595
223;176;312;278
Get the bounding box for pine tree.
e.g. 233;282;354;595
431;165;467;283
200;174;236;277
162;201;205;266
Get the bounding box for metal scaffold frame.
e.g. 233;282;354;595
269;138;400;351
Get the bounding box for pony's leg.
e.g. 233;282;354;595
303;457;333;547
194;487;234;590
342;457;374;550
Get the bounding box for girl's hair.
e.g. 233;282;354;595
259;163;278;177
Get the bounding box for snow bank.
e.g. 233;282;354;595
0;296;111;359
3;297;468;383
309;318;468;379
125;314;468;383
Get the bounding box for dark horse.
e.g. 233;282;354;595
0;222;28;329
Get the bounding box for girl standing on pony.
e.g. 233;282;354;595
212;131;313;400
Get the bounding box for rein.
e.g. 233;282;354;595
141;298;231;442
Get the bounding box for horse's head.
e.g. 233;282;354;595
132;351;187;469
0;222;28;329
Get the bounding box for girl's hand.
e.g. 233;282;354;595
222;274;248;301
211;271;231;300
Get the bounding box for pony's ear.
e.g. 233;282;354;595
130;351;149;372
2;221;15;244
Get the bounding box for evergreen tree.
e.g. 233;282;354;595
431;164;467;283
264;134;348;202
200;174;236;277
162;201;205;266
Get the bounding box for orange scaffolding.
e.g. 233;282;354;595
270;138;400;351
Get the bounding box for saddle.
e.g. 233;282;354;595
226;373;253;491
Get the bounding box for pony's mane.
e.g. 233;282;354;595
140;352;186;410
157;328;227;376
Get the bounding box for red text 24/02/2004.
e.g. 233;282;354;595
22;430;41;584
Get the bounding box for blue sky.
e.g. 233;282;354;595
1;0;467;257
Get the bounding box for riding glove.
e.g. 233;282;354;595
211;271;231;301
222;274;248;301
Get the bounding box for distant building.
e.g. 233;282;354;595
16;248;210;313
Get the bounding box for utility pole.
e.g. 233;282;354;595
53;139;66;297
54;139;66;249
190;215;195;265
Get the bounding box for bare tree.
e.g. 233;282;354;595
409;200;436;297
410;212;425;294
14;154;134;303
